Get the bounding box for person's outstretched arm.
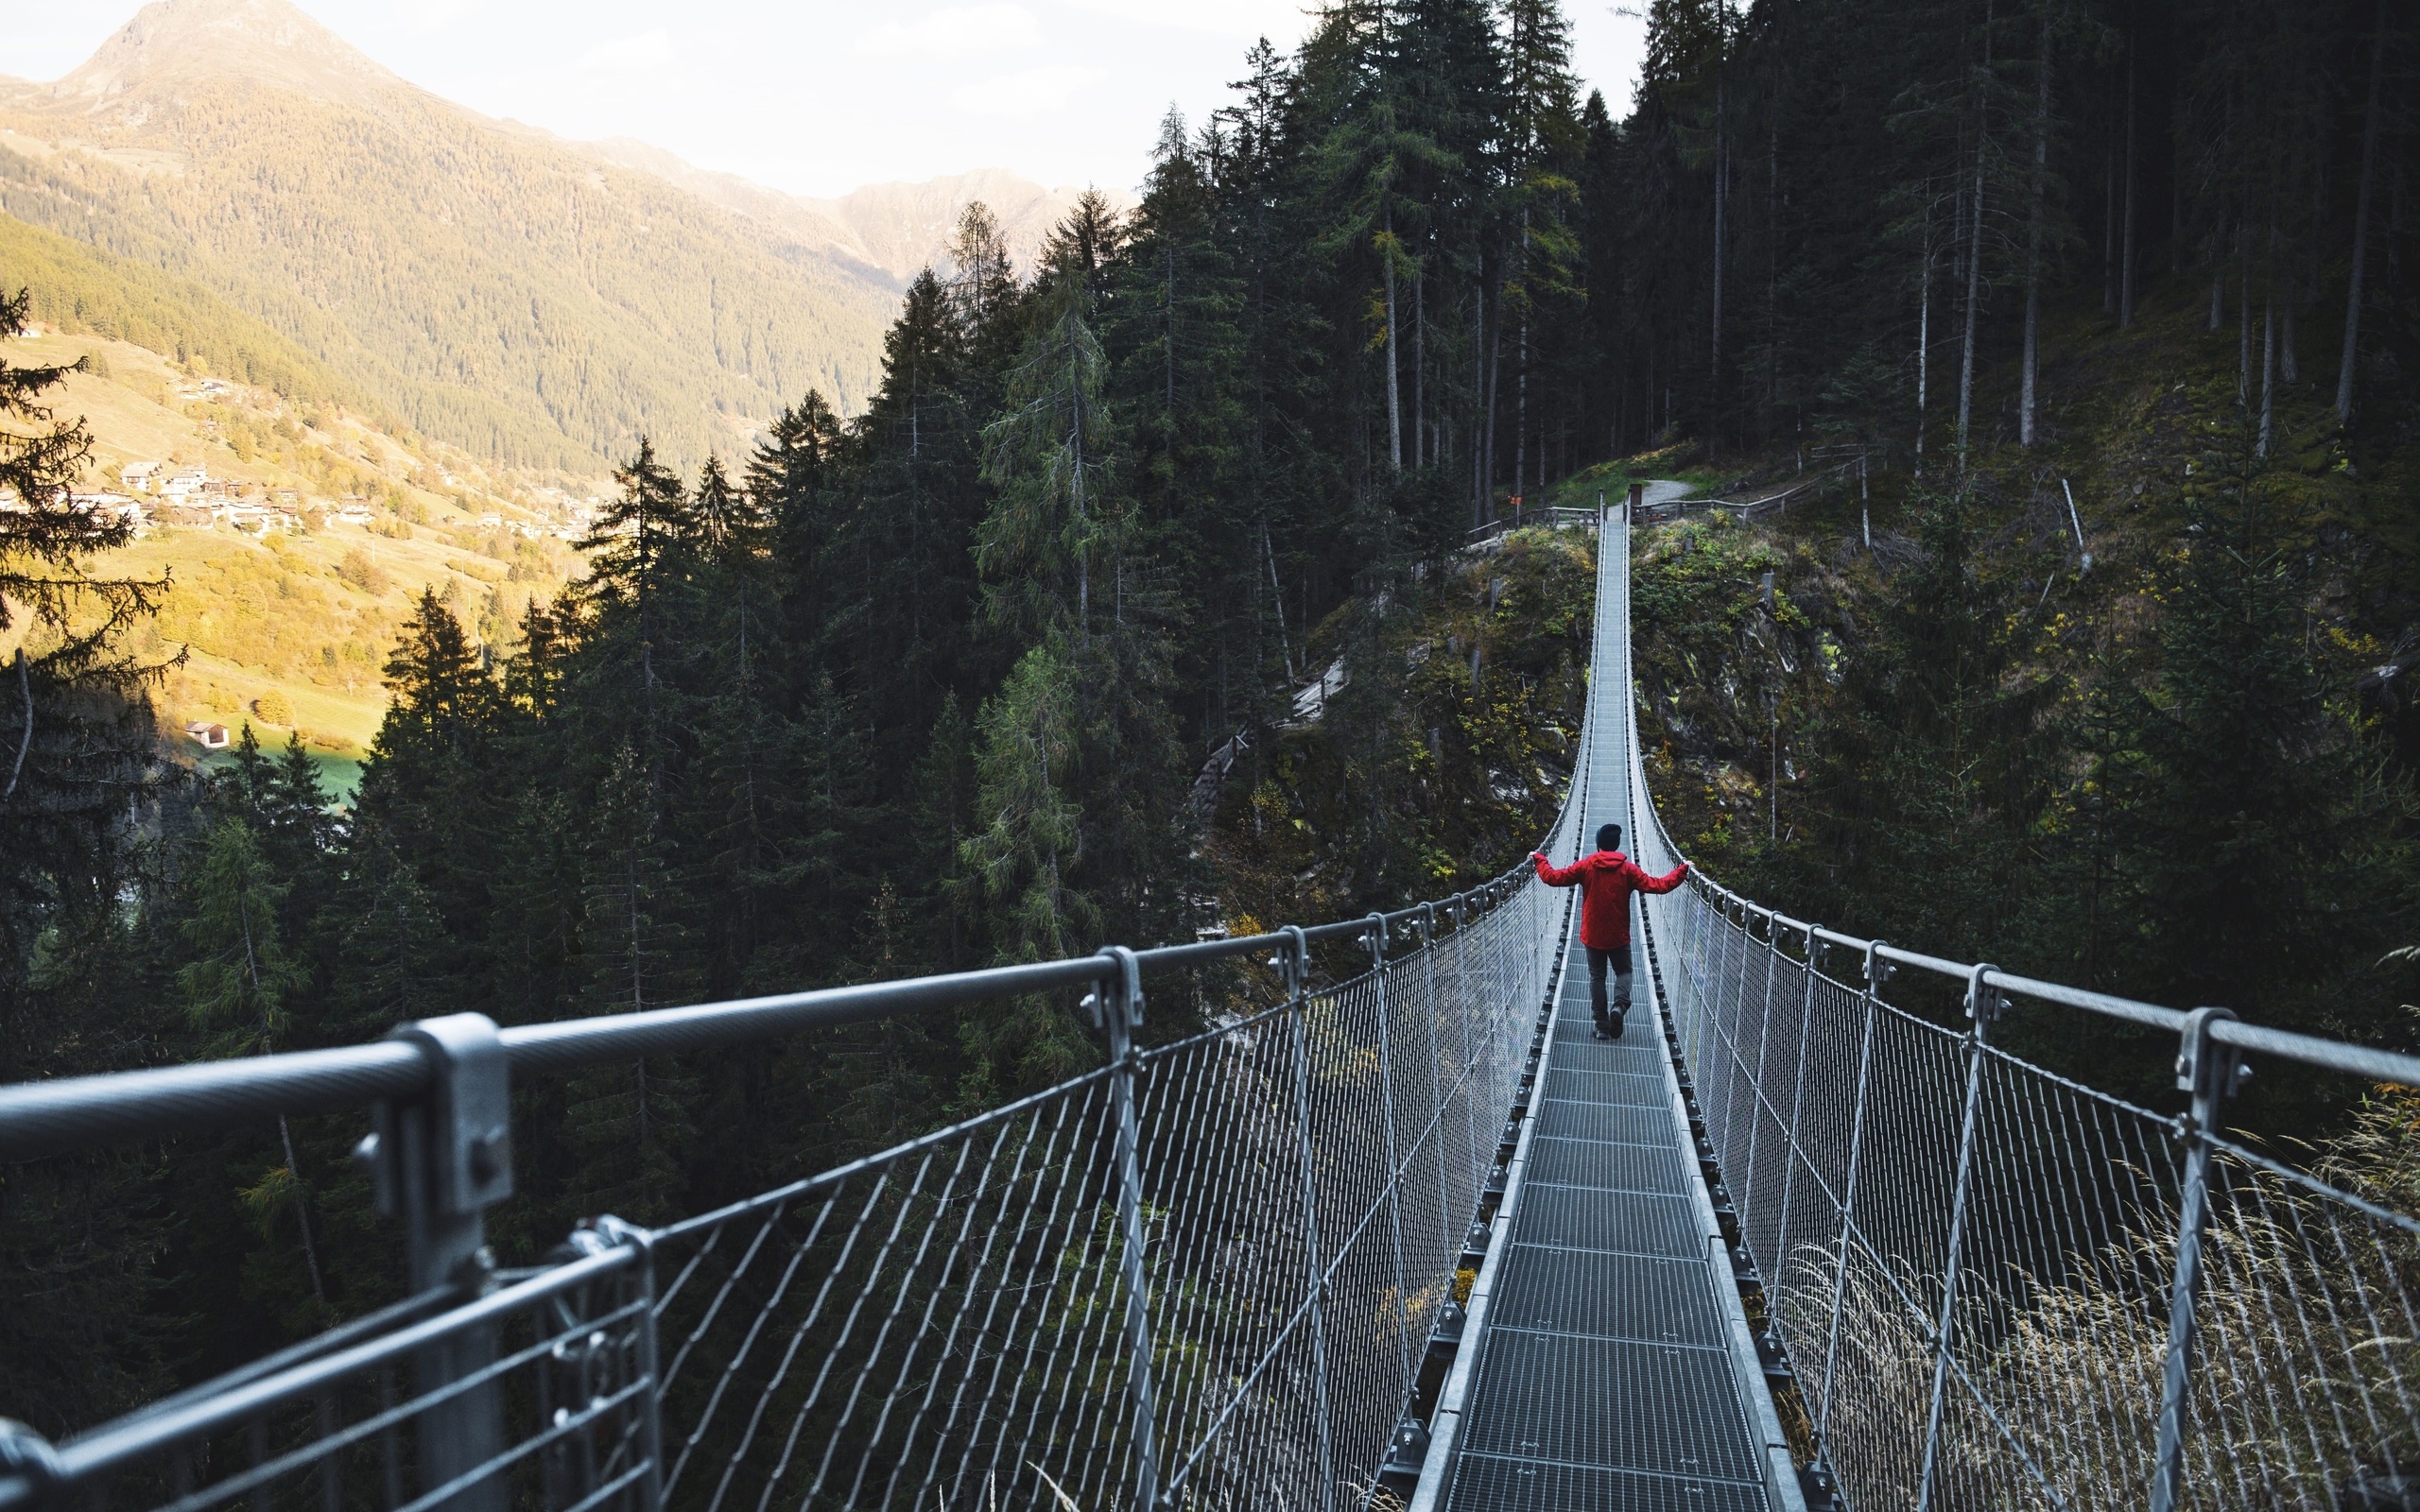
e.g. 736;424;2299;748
1531;850;1583;886
1628;859;1691;894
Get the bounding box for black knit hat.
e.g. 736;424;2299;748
1597;823;1623;852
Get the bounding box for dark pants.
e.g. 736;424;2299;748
1586;945;1634;1027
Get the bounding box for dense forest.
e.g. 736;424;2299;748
2;0;2416;1439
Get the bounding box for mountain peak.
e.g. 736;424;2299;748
50;0;406;110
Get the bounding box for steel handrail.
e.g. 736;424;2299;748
0;843;1544;1163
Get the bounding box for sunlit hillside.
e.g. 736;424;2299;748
4;316;589;794
0;0;904;469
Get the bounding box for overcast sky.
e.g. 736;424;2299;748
2;1;1649;199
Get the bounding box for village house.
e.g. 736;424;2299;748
183;721;230;750
120;461;162;493
69;491;147;532
160;467;210;501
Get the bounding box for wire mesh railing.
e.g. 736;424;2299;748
0;524;1603;1512
629;884;1577;1512
1612;509;2420;1512
0;889;1582;1512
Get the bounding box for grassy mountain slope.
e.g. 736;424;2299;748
1;317;582;788
0;0;902;469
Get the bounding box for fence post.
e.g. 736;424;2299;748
1915;963;2007;1512
1767;924;1823;1318
589;1216;666;1512
1365;913;1417;1382
1738;908;1785;1243
1278;926;1340;1512
1449;893;1484;1205
1420;903;1456;1238
368;1014;514;1512
1090;947;1162;1509
1815;943;1886;1450
2150;1006;2245;1512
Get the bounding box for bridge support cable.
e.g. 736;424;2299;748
1620;509;2420;1507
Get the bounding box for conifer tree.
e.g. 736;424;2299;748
177;816;325;1309
358;591;506;989
980;205;1120;643
563;747;695;1222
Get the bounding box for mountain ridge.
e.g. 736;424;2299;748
0;0;1109;467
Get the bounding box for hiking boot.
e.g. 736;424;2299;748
1591;1023;1611;1041
1608;1005;1627;1040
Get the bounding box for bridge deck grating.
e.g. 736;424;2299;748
1445;910;1771;1508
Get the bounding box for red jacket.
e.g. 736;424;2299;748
1531;850;1690;949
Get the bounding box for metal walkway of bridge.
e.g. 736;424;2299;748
1426;510;1794;1510
6;500;2420;1512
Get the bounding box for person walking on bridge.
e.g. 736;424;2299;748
1531;824;1688;1040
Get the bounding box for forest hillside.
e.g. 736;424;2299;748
0;0;2413;1446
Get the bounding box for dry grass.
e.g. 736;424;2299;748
1775;1091;2420;1509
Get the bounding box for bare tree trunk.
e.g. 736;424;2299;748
2238;227;2252;404
1414;253;1426;465
2337;0;2388;425
1515;212;1530;491
1712;2;1727;384
1384;204;1402;470
1262;518;1295;686
1484;262;1505;509
1071;315;1089;639
1472;284;1487;523
2259;288;2276;456
1956;0;1994;466
1515;327;1528;490
1958;156;1987;459
278;1116;327;1306
2022;26;2051;447
2211;266;2224;331
2120;45;2138;327
1165;241;1176;450
1917;227;1933;473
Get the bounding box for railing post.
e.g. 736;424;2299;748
1815;943;1886;1449
1364;913;1417;1381
1915;963;2007;1512
2150;1006;2246;1512
1768;924;1822;1318
1449;893;1483;1204
1419;903;1456;1239
1277;927;1339;1512
1088;947;1162;1509
364;1014;513;1512
1738;908;1785;1241
587;1216;665;1512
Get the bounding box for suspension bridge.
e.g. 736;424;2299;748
3;501;2418;1512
